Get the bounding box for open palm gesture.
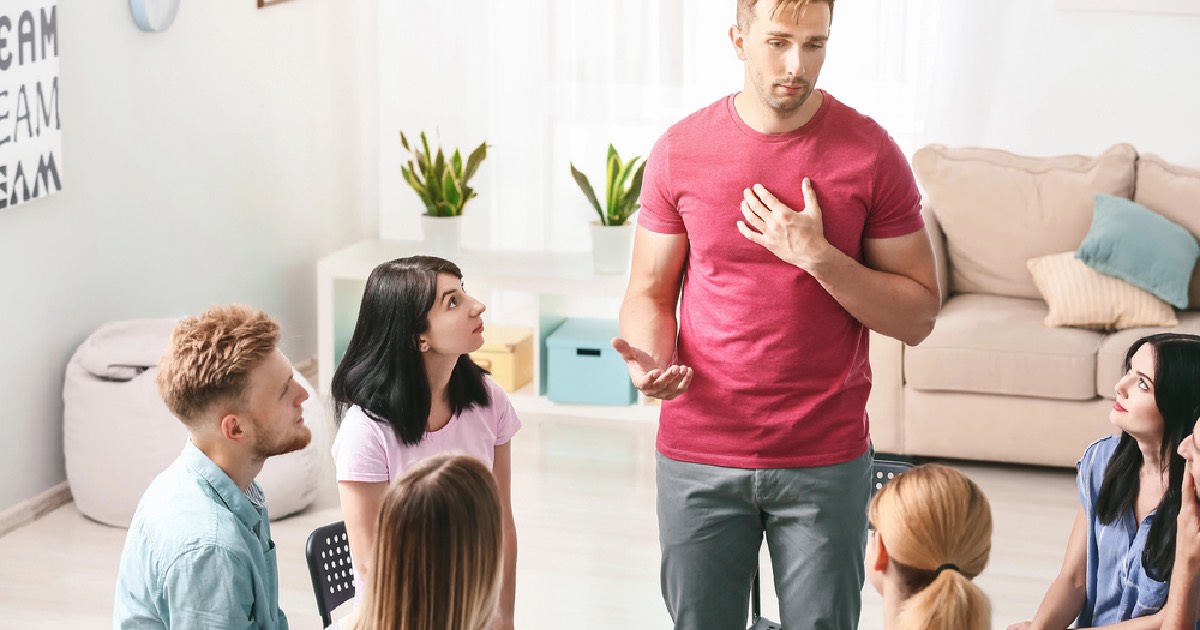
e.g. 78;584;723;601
611;337;693;401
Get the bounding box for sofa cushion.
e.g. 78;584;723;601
1096;311;1200;400
1077;194;1199;309
912;144;1136;300
1134;155;1200;310
905;294;1103;400
1027;252;1178;330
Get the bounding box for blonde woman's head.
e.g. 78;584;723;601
356;453;503;630
867;464;993;630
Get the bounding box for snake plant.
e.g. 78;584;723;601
570;144;646;227
400;131;488;217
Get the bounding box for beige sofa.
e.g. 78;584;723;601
866;144;1200;468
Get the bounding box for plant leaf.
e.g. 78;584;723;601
401;163;426;196
451;149;463;178
399;131;411;152
425;160;443;204
420;132;432;168
570;163;604;221
613;154;638;206
622;160;646;222
433;148;445;181
605;149;621;222
435;201;456;217
463;141;488;183
443;170;462;210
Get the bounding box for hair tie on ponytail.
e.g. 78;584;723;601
935;563;960;574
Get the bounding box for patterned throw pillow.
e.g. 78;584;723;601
1027;252;1177;330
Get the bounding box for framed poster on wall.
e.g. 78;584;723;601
1056;0;1200;15
0;0;61;211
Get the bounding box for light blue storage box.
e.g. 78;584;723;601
545;318;637;405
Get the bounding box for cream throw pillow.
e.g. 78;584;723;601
1027;252;1177;330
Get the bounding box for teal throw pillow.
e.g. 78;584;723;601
1076;193;1199;309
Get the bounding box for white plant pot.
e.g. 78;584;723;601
420;214;463;260
590;221;635;275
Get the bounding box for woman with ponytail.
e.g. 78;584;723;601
1010;333;1200;629
866;463;993;630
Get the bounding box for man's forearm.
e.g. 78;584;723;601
809;248;938;346
619;293;679;367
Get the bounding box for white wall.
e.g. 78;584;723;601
923;1;1200;165
0;0;378;513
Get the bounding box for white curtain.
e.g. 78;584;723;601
378;1;944;252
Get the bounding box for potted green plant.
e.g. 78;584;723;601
570;144;645;274
400;131;488;259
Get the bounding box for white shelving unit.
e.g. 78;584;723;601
316;239;661;423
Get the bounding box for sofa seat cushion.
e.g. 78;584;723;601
905;294;1103;400
1096;311;1200;400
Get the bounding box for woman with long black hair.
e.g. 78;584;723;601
1010;333;1200;629
330;256;520;630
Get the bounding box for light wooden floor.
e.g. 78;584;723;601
0;411;1077;630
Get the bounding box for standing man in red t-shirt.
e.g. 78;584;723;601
612;1;940;628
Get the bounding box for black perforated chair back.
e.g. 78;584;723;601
871;457;914;498
305;520;356;628
748;455;914;630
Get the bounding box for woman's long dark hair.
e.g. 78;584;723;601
1095;333;1200;581
331;256;490;446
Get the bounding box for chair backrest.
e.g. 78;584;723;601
305;520;356;628
871;457;914;498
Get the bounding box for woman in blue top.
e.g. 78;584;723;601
1010;333;1200;630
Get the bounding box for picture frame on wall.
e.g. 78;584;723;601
1056;0;1200;15
0;0;62;212
257;0;295;7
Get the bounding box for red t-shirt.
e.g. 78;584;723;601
638;91;923;468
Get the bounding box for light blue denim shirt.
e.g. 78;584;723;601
113;441;288;629
1075;435;1190;628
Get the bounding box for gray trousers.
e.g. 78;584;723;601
655;448;872;630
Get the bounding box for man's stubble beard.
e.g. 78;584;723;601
754;74;813;115
253;420;313;459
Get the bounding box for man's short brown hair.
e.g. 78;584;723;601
157;305;281;427
737;0;834;30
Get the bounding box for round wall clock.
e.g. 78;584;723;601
130;0;181;33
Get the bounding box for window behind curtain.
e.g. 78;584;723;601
379;0;941;252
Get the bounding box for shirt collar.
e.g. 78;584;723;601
179;440;263;530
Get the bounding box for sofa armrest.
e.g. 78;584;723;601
922;205;949;305
867;330;905;455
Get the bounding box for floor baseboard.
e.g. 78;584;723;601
0;481;72;538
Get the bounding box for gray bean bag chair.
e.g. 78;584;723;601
63;318;326;527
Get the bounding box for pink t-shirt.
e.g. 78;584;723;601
330;377;521;600
331;377;521;483
638;91;923;469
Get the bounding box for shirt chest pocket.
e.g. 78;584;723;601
1130;573;1169;618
